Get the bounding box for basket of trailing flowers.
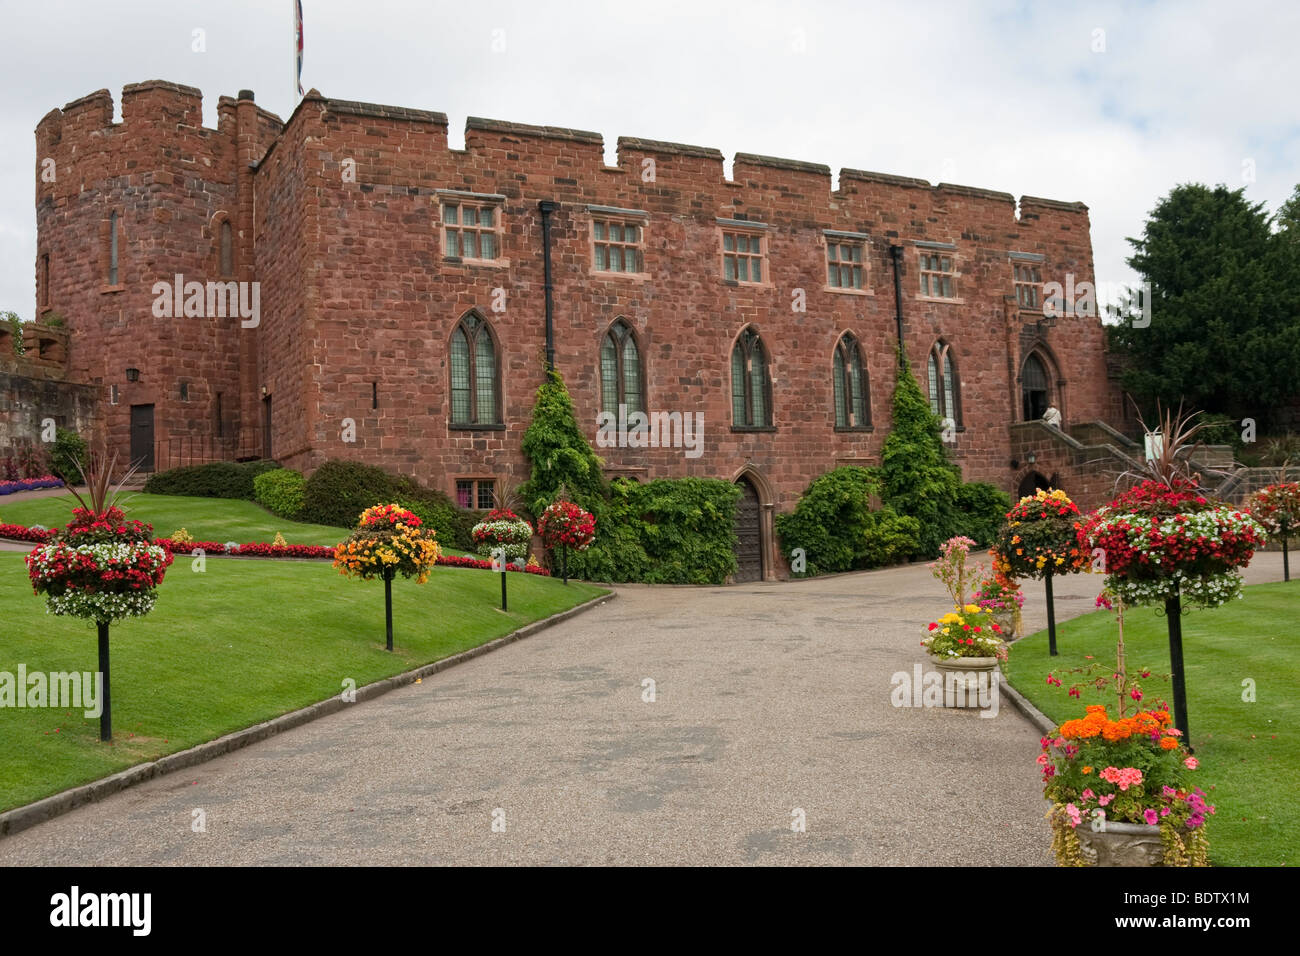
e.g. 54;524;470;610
24;452;172;740
921;603;1008;704
1077;478;1264;609
1040;706;1212;866
536;500;596;584
470;508;535;564
1247;480;1300;581
334;503;441;651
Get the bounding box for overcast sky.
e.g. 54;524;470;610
1;0;1296;321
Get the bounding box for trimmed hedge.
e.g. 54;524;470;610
253;468;306;519
953;481;1013;547
572;477;741;585
774;466;921;575
298;460;473;550
143;460;280;499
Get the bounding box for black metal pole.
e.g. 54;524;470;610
1283;519;1291;582
384;569;394;651
1045;572;1058;656
538;200;557;372
889;245;906;359
97;621;111;741
1166;587;1190;746
561;544;568;585
501;564;508;611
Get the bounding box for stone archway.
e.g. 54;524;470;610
1017;470;1053;499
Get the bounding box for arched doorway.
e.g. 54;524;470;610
1021;353;1050;421
734;476;763;583
1018;470;1053;499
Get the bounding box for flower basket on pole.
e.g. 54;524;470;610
24;454;172;741
993;489;1091;656
333;504;440;651
537;500;596;585
1075;405;1266;746
1248;481;1300;582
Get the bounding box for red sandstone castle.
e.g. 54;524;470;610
30;80;1140;580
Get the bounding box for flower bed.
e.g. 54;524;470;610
3;522;552;574
0;523;54;543
0;475;64;496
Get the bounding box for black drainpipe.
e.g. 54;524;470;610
890;244;906;360
538;200;557;371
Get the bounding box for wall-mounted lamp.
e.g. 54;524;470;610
260;385;267;397
125;367;140;383
1027;452;1037;465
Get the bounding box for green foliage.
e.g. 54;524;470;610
517;368;607;516
143;459;279;499
298;459;472;549
252;468;306;519
774;466;919;575
2;311;22;356
953;482;1013;547
879;353;962;557
1109;183;1300;429
48;428;88;483
575;477;741;585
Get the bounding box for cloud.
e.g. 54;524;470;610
0;0;1296;320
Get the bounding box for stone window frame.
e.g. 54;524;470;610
454;477;498;511
833;331;873;431
730;324;776;431
926;338;963;429
588;205;649;279
717;219;771;288
39;252;50;310
915;241;962;303
448;310;505;431
1010;251;1045;312
438;189;508;266
822;231;873;295
599;317;646;415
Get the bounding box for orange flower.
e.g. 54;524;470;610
1159;737;1178;750
1081;766;1093;774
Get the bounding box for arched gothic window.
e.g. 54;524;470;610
450;313;500;426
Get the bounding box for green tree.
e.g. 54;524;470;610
1109;183;1300;429
879;349;962;557
517;368;607;516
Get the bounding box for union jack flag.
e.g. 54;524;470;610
295;0;304;97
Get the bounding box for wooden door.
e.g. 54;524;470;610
734;478;763;583
129;404;155;472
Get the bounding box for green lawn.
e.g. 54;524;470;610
0;492;347;546
0;552;605;812
1003;581;1300;867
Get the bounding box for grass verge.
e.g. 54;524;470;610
1003;580;1299;866
0;552;605;812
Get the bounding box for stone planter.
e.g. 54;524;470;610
1074;821;1165;867
992;609;1019;641
931;656;999;708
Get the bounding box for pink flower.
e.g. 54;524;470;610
1098;794;1114;807
1065;803;1082;827
1185;757;1199;770
1081;789;1095;801
1161;785;1177;798
1036;753;1049;766
1143;809;1159;825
